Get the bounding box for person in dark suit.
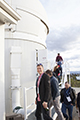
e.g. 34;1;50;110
77;92;80;120
35;63;53;120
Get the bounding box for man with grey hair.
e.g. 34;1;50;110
60;81;76;120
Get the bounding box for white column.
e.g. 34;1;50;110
0;24;5;120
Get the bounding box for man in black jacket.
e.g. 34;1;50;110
46;69;65;120
60;81;76;120
35;64;53;120
77;92;80;120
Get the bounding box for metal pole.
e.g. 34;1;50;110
62;73;63;84
69;73;71;85
24;87;27;120
64;62;67;82
68;63;71;85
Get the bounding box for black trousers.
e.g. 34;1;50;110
35;101;53;120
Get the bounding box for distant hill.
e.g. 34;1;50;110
70;71;80;74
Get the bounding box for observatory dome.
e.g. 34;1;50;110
5;0;49;35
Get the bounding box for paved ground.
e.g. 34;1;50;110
28;111;36;120
56;106;79;120
28;107;79;120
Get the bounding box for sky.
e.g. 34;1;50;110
39;0;80;71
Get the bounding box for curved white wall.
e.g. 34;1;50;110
5;0;49;27
5;0;49;46
5;39;45;114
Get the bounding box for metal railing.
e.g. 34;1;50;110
41;60;71;86
62;61;71;86
23;86;36;120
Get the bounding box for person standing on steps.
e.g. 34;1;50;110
46;69;65;120
56;53;63;63
35;63;53;120
53;65;61;83
60;81;76;120
56;53;63;76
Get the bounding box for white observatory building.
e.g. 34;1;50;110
0;0;49;119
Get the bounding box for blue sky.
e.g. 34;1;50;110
39;0;80;71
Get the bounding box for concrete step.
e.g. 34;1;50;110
6;114;24;120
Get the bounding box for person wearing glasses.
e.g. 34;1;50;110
35;63;53;120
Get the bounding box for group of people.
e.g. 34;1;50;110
53;53;63;83
35;53;80;120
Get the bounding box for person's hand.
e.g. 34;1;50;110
35;100;37;105
71;103;73;106
42;102;47;108
53;100;55;102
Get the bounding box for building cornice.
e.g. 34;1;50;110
0;0;21;24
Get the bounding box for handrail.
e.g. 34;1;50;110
25;86;36;91
27;102;34;109
23;86;36;120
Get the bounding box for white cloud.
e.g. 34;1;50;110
46;25;80;52
39;0;80;71
40;0;80;28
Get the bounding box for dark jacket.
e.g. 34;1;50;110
60;87;76;106
50;76;59;100
56;55;63;62
36;73;51;103
77;92;80;108
53;68;60;77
